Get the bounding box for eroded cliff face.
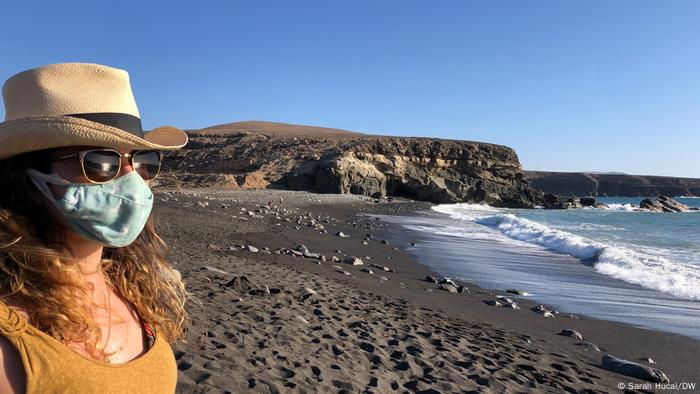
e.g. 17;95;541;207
310;138;541;207
160;122;545;207
524;171;700;197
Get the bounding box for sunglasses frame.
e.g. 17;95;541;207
51;148;164;184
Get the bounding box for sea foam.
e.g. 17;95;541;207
603;203;637;211
432;204;700;301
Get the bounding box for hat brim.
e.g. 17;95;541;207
0;115;188;160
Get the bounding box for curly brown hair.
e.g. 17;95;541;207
0;149;188;361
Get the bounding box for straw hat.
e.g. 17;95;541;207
0;62;188;160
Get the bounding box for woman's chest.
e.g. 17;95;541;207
8;292;152;364
81;294;149;364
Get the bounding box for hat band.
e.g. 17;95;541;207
64;112;144;138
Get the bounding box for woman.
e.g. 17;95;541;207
0;63;189;393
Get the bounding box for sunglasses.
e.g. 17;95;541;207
51;149;164;184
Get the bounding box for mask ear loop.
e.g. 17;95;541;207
0;169;72;250
25;168;72;202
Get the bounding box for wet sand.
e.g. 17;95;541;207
154;189;700;393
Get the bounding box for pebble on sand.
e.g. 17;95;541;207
295;315;310;324
370;264;394;272
335;269;352;276
532;304;555;318
301;287;317;301
304;251;321;259
343;256;364;266
575;341;601;352
559;329;584;340
438;283;458;293
438;278;457;287
496;295;514;304
601;355;669;383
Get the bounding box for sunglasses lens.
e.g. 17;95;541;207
133;151;162;180
82;151;122;182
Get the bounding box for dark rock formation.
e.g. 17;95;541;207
159;121;547;208
640;196;693;212
579;197;597;207
525;171;700;197
542;194;591;209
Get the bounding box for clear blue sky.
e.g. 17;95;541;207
2;1;698;177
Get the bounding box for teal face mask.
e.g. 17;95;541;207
26;169;154;247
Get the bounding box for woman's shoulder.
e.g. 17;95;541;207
0;334;25;393
0;300;26;394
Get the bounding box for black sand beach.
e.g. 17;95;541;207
156;189;700;393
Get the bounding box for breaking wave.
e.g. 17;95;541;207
432;204;700;300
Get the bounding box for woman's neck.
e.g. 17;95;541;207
76;246;106;278
63;231;107;285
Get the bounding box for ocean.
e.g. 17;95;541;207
375;197;700;340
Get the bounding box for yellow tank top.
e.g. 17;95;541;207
0;301;177;393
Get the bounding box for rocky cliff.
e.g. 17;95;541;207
160;121;545;207
524;171;700;197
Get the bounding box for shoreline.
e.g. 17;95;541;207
157;189;700;392
369;206;700;341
